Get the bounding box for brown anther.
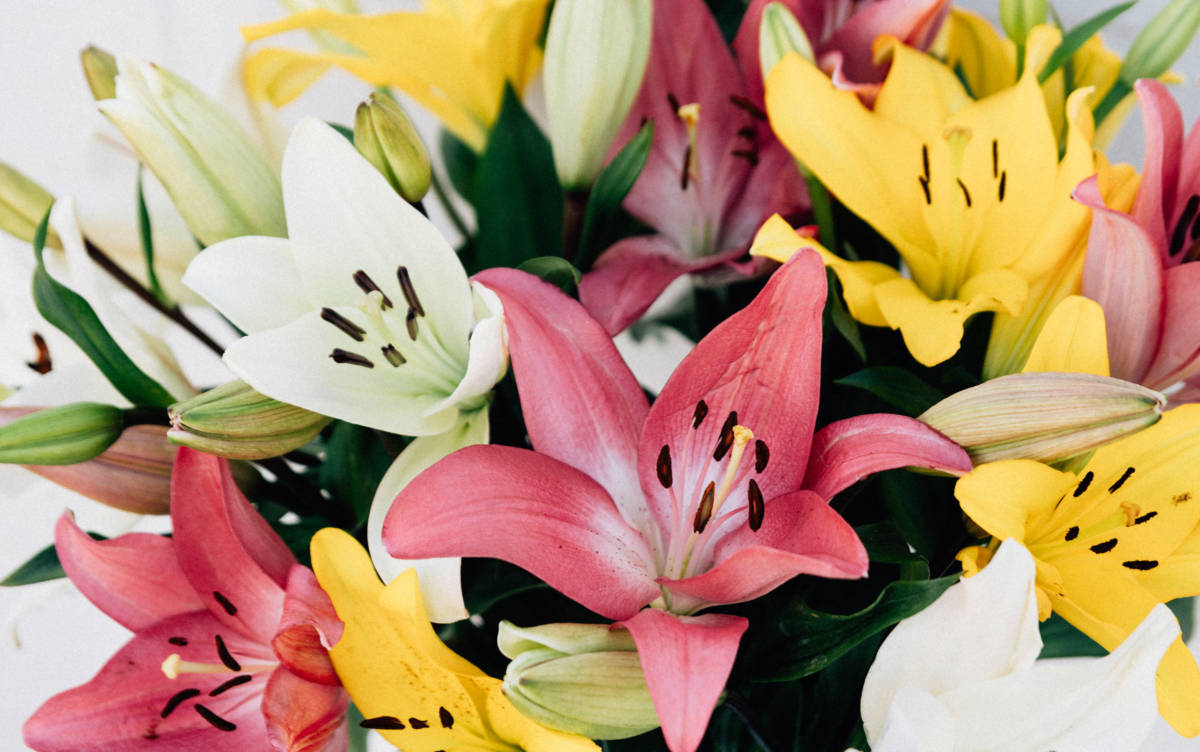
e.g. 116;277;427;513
405;308;419;341
680;144;693;190
330;348;375;368
396;266;425;317
713;411;738;461
747;479;764;531
352;270;393;309
656;445;673;489
728;94;767;121
754;439;769;473
27;332;52;374
692;400;709;429
693;481;715;533
320;307;367;342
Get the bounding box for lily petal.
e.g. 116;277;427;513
620;609;747;752
956;461;1075;543
1141;262;1200;390
182;236;309;334
1132;79;1183;256
1021;295;1110;375
262;666;349;752
54;511;204;632
383;445;660;620
803;413;972;501
867;685;954;752
272;564;341;686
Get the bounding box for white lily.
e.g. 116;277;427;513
858;539;1180;752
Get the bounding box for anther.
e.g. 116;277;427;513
736;126;756;140
1170;195;1199;256
194;704;237;732
667;92;682;114
680;145;693;190
409;718;430;729
321;307;366;342
1090;538;1118;554
728;94;767;121
406;308;419;341
330;348;375;368
921;144;930;180
713;411;739;461
747;479;764;531
998;171;1006;202
692;400;709;429
918;176;931;205
1073;471;1093;497
957;179;972;208
754;440;769;473
656;445;673;488
1122;560;1159;570
396;266;425;317
991;139;998;178
381;344;405;367
731;149;759;166
694;482;716;533
168;637;188;647
1108;467;1135;493
1134;511;1158;525
161;688;201;718
209;675;253;697
678;102;700;191
439;707;455;729
27;332;51;374
214;635;241;672
1064;526;1079;541
360;716;406;730
352;270;393;309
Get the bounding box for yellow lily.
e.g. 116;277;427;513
761;34;1096;367
310;528;599;752
954;404;1200;738
242;0;549;152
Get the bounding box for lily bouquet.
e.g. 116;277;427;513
5;0;1200;750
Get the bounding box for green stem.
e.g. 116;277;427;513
722;693;777;752
429;169;472;243
1093;78;1133;131
802;164;837;251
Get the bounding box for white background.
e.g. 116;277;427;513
1;1;1199;750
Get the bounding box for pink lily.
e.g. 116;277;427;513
384;251;971;752
1075;79;1200;402
24;448;348;751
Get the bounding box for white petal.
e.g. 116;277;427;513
869;686;955;752
366;413;490;623
183;236;309;333
281;118;473;362
421;282;508;418
860;539;1042;741
939;604;1179;752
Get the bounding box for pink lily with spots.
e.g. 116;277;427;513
384;252;970;752
24;448;348;751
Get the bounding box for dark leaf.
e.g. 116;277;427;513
856;521;921;565
135;168;168;306
824;269;866;362
517;256;581;293
2;533;106;586
316;422;393;525
835;366;945;416
440;129;479;203
576;120;654;269
1037;2;1136;84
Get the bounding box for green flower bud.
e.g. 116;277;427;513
80;45;119;101
498;621;659;740
999;0;1048;46
168;380;330;460
354;94;432;203
919;372;1165;465
759;2;815;81
1121;0;1200;83
0;163;61;249
0;403;124;465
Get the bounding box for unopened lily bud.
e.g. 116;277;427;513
999;0;1048;46
498;621;659;740
0;163;61;249
354;94;432;202
80;45;118;101
98;57;285;247
168;380;330;460
759;2;815;81
919;372;1165;465
0;403;123;465
1121;0;1200;84
544;0;652;189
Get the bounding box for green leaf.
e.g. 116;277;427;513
835;366;945;416
856;521;921;565
136;167;168;306
756;575;958;682
517;256;581;293
1037;2;1136;84
30;208;176;408
462;559;549;614
471;86;562;268
576;120;654;270
316;422;393;525
2;533;106;586
824;269;866;362
440;129;479;203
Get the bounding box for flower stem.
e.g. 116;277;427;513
723;692;778;752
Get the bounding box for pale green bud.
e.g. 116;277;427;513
80;45;118;101
759;2;815;81
498;621;659;740
999;0;1048;46
168;380;330;460
918;372;1165;465
0;163;61;249
544;0;653;189
0;403;124;465
354;94;432;202
1121;0;1200;83
98;57;285;247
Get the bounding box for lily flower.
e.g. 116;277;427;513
1075;80;1200;403
309;527;599;751
241;0;549;153
383;252;971;751
954;405;1200;737
23;448;348;750
859;539;1180;752
762;34;1097;368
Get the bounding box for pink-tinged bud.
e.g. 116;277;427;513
168;380;330;460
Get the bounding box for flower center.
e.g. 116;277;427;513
154;633;274;734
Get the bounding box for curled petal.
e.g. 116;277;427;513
262;666;349;752
272;564;341;686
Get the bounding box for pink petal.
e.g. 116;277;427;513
1076;175;1164;383
638;251;826;543
619;609;748;752
272;565;341;686
24;611;272;751
1169;377;1200;408
54;512;205;633
1132;79;1183;255
383;444;660;620
474;268;656;535
262;666;348;752
660;490;868;605
802;413;972;501
1142;262;1200;390
824;0;951;83
171;448;293;642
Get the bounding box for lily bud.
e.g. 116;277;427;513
759;2;815;81
98;57;285;247
498;621;659;740
918;372;1165;465
80;45;118;101
544;0;652;189
168;380;330;460
354;94;432;202
0;403;124;465
1120;0;1200;84
999;0;1048;46
0;163;61;249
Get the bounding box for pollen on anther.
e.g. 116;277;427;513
713;411;738;461
747;479;764;532
209;675;252;697
382;344;405;367
754;440;769;473
320;307;366;342
1064;526;1079;541
406;308;420;341
1122;559;1159;570
1134;511;1158;525
1108;467;1135;493
656;445;673;488
1090;538;1118;554
360;716;406;730
212;591;237;615
1073;471;1093;497
439;707;455;729
161;688;200;718
352;270;393;309
998;171;1007;202
397;266;425;317
194;704;237;732
957;179;972;207
694;481;716;533
214;634;241;672
692;400;709;429
330;349;375;368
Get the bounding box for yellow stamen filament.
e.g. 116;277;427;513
938;125;975;297
160;654;273;680
677;425;756;578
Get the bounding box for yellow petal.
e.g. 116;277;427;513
483;683;601;752
939;9;1016;99
872;37;972;142
823;255;899;328
1139;530;1200;602
746;213;829;263
955;460;1076;542
1021;295;1110;376
242;48;332;107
